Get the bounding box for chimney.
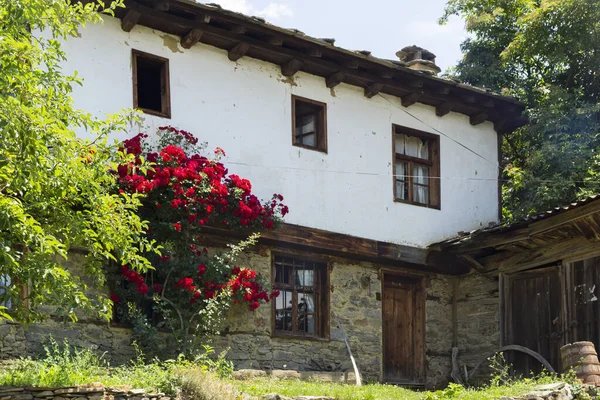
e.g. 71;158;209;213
396;45;441;75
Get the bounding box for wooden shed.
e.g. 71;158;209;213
432;195;600;374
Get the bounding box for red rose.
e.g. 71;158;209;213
110;293;120;303
173;222;182;232
136;283;149;295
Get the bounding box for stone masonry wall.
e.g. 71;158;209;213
0;242;458;389
211;244;455;389
455;272;500;381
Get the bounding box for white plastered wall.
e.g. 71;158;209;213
61;16;500;247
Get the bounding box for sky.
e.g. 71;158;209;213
209;0;467;72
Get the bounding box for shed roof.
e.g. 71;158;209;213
109;0;527;133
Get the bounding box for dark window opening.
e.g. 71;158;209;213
272;254;329;339
292;96;327;152
132;50;170;118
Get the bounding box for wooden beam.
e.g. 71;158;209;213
231;25;247;34
228;42;250;61
309;48;322;57
401;92;421;107
181;28;203;49
345;60;359;69
364;83;384;99
281;58;303;76
326;70;346;88
436;102;452;117
470;112;488;125
121;9;141;32
153;1;169;11
268;37;283;46
197;14;211;23
410;80;424;88
437;87;451;95
202;223;469;274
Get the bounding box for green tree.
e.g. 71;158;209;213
442;0;600;220
0;0;155;322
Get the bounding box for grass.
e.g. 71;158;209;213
230;376;580;400
1;340;593;400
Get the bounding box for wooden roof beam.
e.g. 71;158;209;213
121;9;141;32
181;28;203;49
326;70;347;88
281;58;303;76
154;1;169;11
470;112;489;126
268;37;283;46
364;83;384;99
228;42;250;61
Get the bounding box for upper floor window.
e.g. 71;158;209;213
292;96;327;152
393;126;440;209
132;50;171;118
272;254;329;339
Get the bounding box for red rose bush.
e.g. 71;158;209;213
111;126;286;354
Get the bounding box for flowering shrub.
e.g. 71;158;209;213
111;126;286;354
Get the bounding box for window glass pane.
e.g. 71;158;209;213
300;115;316;134
275;290;293;331
301;133;316;147
413;165;430;185
396;180;408;200
395;134;406;155
397;133;429;160
0;275;11;308
298;292;315;313
414;185;430;204
299;313;315;334
295;268;314;287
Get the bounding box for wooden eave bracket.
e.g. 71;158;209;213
470;112;489;126
364;83;384;99
401;92;421;108
326;70;347;88
436;102;452;117
228;42;250;61
181;28;203;49
121;8;141;32
281;58;303;76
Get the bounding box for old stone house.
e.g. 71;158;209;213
0;0;530;389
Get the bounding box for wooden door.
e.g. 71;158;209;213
505;266;563;374
382;274;425;384
570;257;600;347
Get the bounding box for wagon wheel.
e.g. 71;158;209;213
468;345;556;380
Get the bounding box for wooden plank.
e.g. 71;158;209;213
121;8;141;32
281;58;303;76
180;28;203;49
228;42;250;61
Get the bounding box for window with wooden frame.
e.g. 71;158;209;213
393;125;440;208
132;50;171;118
272;254;329;339
292;96;327;152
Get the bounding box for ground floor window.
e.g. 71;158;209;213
272;254;329;338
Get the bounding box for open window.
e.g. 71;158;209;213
132;50;171;118
292;96;327;152
272;254;329;339
393;125;440;208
